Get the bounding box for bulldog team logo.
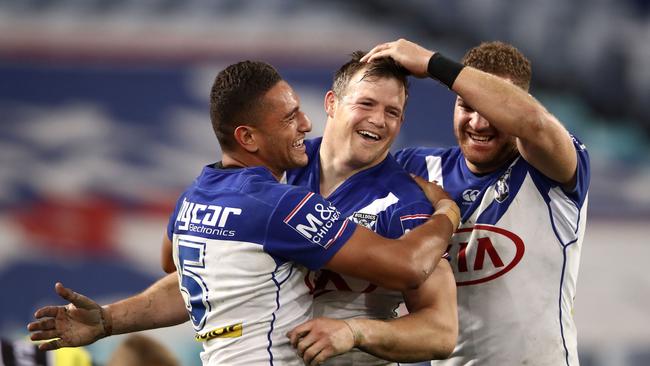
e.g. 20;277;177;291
351;212;378;230
494;167;512;203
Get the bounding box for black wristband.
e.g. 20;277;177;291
427;53;464;89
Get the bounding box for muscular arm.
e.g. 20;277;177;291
106;273;188;334
325;177;458;291
288;259;457;364
161;233;176;273
452;67;577;187
363;38;578;187
28;274;188;351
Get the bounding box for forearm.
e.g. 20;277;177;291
399;214;455;279
105;273;188;335
453;67;546;138
347;309;455;362
347;260;458;362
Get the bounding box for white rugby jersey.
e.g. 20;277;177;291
166;164;356;365
287;138;435;366
395;135;590;366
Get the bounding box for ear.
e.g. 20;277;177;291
324;90;337;118
233;125;259;153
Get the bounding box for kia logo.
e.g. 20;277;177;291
449;225;524;286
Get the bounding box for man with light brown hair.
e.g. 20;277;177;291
359;39;590;365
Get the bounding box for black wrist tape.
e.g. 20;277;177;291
427;53;464;89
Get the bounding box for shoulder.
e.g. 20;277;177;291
394;146;460;167
377;156;434;210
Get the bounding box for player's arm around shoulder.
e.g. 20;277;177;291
287;259;457;364
325;177;458;292
355;258;457;362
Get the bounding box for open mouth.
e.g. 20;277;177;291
357;130;381;141
292;138;304;148
468;133;492;143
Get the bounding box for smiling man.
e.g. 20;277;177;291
363;39;591;365
285;52;458;366
28;60;459;366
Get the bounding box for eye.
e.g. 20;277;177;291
387;110;401;118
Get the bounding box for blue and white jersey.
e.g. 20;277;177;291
395;135;590;366
287;138;435;366
166;164;356;366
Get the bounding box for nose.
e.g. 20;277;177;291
468;112;490;131
298;112;312;133
368;110;386;128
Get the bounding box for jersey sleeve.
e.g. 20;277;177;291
263;187;357;270
386;201;434;238
565;134;590;206
166;190;190;240
394;147;427;177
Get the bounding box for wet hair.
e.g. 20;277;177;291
462;41;532;91
332;50;410;101
210;61;283;151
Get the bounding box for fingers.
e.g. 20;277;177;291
410;174;429;189
27;318;56;332
33;305;62;319
55;282;98;310
287;327;309;348
361;42;393;63
37;339;63;352
30;329;61;342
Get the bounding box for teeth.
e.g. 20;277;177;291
292;139;304;148
358;130;380;140
469;133;490;142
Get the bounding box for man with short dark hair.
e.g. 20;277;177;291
28;60;459;366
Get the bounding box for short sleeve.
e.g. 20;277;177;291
565;134;590;207
264;188;357;270
386;201;434;238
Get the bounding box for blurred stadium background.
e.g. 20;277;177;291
1;1;649;365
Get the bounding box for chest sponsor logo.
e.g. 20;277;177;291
176;198;241;237
448;225;524;286
284;193;346;248
351;212;378;230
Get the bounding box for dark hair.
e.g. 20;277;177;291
332;50;410;101
462;41;532;91
209;61;283;151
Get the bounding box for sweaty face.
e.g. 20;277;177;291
254;81;311;177
453;95;518;174
325;71;405;170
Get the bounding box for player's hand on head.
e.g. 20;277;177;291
361;39;433;78
27;282;109;351
287;317;355;365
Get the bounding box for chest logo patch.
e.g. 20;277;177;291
448;225;525;286
494;167;512;203
351;212;378;230
462;189;480;203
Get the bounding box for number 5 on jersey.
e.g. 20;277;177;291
176;239;211;331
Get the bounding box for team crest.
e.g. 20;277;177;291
351;212;378;230
494;167;512;203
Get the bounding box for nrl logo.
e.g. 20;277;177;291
494;167;512;203
351;212;378;230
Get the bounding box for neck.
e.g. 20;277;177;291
221;152;284;181
318;136;383;197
